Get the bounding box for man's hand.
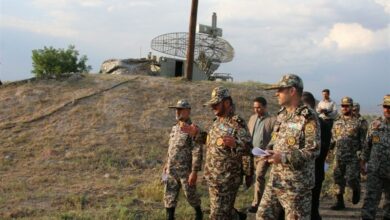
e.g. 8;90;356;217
266;150;282;164
320;109;328;114
188;171;198;186
244;175;253;189
360;160;367;175
163;164;167;174
181;124;199;138
222;135;236;148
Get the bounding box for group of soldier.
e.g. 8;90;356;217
162;73;390;220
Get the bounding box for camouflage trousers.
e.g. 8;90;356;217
252;158;270;207
208;178;241;220
333;159;360;195
164;174;201;208
257;181;312;220
361;169;390;219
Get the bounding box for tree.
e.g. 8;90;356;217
31;45;91;79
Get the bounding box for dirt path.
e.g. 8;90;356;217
246;183;385;220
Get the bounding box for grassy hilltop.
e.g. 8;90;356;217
0;74;278;219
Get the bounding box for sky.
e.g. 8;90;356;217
0;0;389;114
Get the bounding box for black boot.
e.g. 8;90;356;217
330;194;345;210
247;206;258;213
194;206;203;220
352;188;360;204
166;207;175;220
233;208;247;220
237;211;247;220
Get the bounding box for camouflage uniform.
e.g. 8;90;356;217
164;100;203;209
361;95;390;220
204;87;253;220
257;74;321;220
330;97;365;197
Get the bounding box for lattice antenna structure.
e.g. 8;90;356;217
150;13;234;79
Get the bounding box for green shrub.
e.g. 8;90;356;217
31;45;91;79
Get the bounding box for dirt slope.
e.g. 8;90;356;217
0;74;277;219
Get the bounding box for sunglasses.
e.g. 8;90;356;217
341;105;350;108
383;105;390;109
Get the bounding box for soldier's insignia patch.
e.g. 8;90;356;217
372;136;380;143
287;137;296;146
271;132;277;141
216;137;224;146
305;123;315;134
336;127;341;135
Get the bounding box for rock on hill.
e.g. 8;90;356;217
0;74;277;219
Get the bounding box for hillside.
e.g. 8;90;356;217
0;74;278;219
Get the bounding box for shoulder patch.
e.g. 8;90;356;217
305;121;316;135
372;135;380;143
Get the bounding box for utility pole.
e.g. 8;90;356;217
185;0;198;81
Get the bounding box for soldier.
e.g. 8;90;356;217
247;97;276;213
329;97;365;210
257;74;321;220
163;99;203;220
360;95;390;220
203;87;253;220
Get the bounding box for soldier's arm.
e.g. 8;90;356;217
235;122;254;176
359;119;368;150
241;140;254;177
191;141;203;172
360;124;373;162
284;118;321;170
329;125;336;150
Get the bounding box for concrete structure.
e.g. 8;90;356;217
159;57;208;81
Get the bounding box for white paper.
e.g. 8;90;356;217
161;173;168;182
252;147;270;157
324;163;329;172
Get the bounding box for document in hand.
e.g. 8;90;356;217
252;147;271;157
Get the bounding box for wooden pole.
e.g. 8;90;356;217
185;0;199;81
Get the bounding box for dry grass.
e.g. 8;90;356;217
0;74;276;219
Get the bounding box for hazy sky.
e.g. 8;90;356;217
0;0;389;113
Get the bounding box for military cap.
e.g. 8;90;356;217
340;97;353;106
352;102;360;110
265;74;304;90
204;86;231;106
383;94;390;106
168;99;191;109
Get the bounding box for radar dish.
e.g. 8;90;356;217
151;32;234;63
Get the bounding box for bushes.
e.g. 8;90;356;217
31;45;91;79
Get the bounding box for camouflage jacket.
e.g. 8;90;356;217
204;112;253;186
331;115;365;161
268;104;321;191
356;114;369;144
166;119;203;178
361;117;390;177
